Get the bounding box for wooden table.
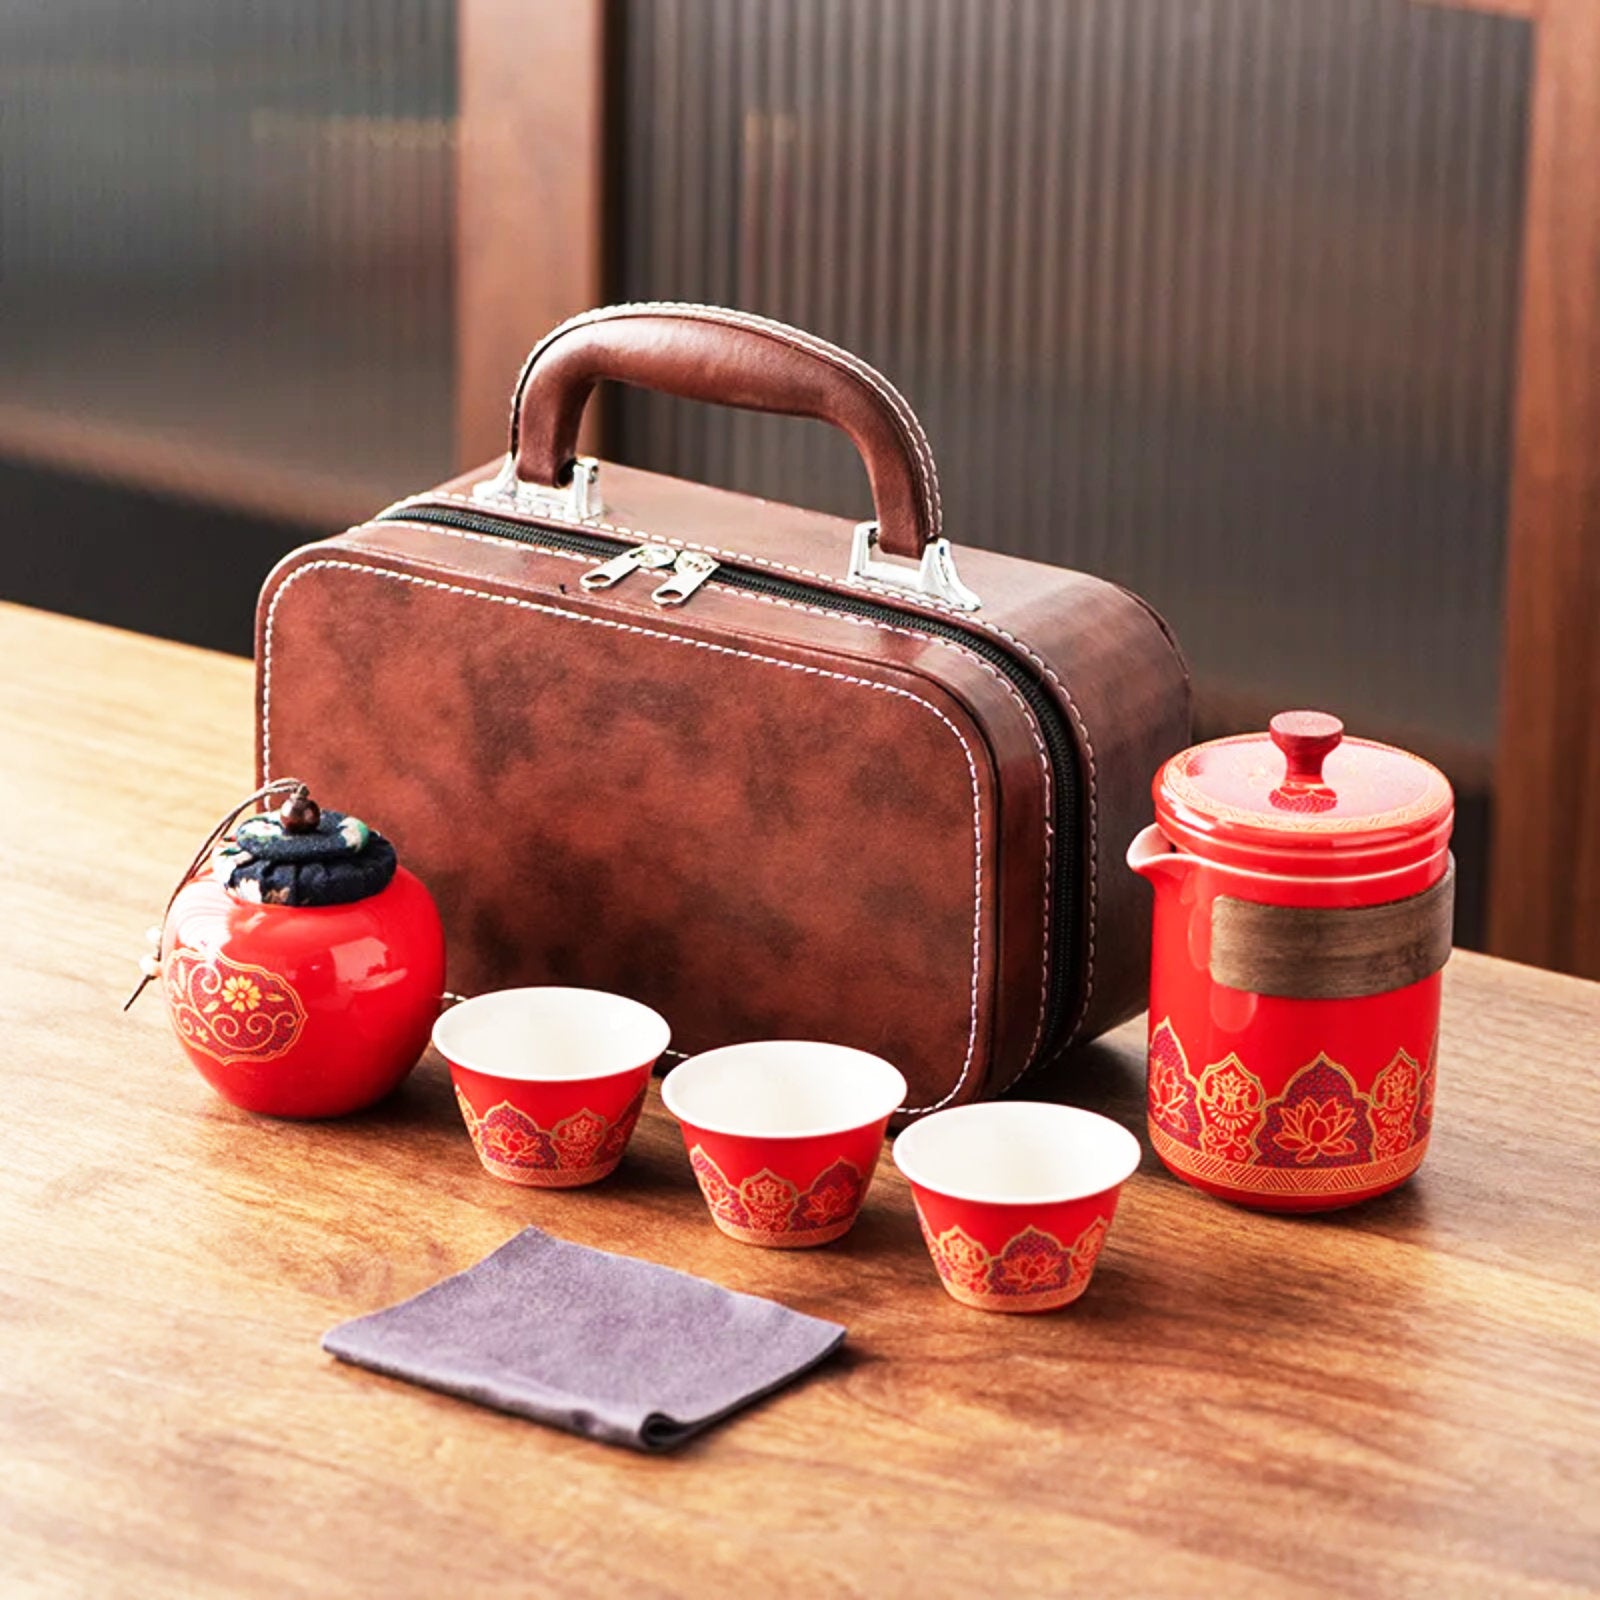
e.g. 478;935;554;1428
2;601;1597;1599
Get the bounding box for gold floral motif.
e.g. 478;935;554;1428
687;1148;867;1247
993;1229;1072;1295
1148;1031;1433;1201
551;1107;608;1170
164;950;306;1065
1195;1054;1265;1161
799;1170;860;1227
1368;1049;1423;1161
918;1212;1111;1313
219;975;262;1013
1072;1214;1110;1276
1419;1037;1438;1131
454;1085;642;1188
1273;1097;1359;1164
1147;1019;1195;1135
928;1225;993;1297
741;1171;802;1233
1150;1123;1427;1197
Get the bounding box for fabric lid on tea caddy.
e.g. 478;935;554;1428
1154;710;1454;879
213;783;398;906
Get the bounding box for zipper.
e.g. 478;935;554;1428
374;500;1083;1069
648;549;720;607
579;543;677;590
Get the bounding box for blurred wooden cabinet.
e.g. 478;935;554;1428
454;0;605;469
0;0;602;526
1487;0;1600;980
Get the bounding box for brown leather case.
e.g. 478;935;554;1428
256;304;1190;1118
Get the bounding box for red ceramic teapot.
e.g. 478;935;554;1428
1127;712;1454;1212
134;782;445;1118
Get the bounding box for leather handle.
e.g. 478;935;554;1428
508;303;941;559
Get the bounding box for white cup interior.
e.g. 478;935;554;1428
431;987;670;1082
661;1041;907;1138
893;1101;1141;1204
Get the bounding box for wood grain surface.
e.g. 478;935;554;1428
1;602;1597;1599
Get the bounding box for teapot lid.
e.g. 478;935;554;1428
1155;711;1453;873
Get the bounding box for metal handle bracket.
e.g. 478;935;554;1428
475;454;604;521
846;522;982;611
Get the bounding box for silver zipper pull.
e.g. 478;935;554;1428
580;543;677;591
651;551;720;607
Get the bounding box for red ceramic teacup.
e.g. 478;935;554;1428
662;1042;907;1247
893;1102;1141;1312
432;987;670;1187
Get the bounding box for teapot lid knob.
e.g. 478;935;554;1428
1269;711;1344;787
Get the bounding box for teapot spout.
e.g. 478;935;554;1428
1126;823;1195;883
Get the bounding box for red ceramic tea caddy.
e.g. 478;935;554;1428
131;781;445;1118
1128;711;1454;1212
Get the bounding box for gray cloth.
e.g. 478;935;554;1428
322;1227;846;1452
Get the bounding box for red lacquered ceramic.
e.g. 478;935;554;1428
433;987;670;1187
662;1042;906;1247
1128;710;1455;1212
893;1102;1140;1313
161;866;445;1118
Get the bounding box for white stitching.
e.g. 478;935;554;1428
262;556;987;1114
373;512;1055;1070
507;302;944;547
386;486;1098;1055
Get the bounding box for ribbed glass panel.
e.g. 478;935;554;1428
612;0;1531;755
0;0;456;514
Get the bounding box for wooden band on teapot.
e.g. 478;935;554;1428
1209;857;1455;1000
